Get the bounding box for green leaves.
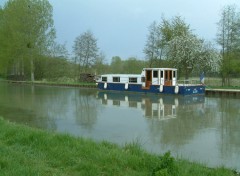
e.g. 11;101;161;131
144;16;221;79
0;0;56;79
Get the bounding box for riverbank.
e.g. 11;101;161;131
0;118;237;176
5;80;97;88
5;80;240;90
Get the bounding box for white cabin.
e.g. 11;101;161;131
97;68;178;88
140;68;177;88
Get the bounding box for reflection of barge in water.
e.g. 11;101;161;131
97;91;205;120
96;68;205;95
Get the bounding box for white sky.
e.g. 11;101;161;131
1;0;240;61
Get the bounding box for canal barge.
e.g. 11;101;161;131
96;68;205;95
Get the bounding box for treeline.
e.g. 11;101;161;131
0;0;240;86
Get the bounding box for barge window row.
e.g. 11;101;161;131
102;77;107;82
129;77;138;83
113;77;120;82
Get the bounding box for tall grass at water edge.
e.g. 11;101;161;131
0;117;237;176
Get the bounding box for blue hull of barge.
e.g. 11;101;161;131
97;83;205;95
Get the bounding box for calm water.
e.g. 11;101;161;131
0;82;240;171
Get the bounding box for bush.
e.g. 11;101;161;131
152;151;178;176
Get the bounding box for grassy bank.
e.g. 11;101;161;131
0;118;237;176
4;80;97;88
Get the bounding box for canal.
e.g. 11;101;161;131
0;82;239;171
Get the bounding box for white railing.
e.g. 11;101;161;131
177;79;201;86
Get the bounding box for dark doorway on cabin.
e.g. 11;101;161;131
164;70;172;86
145;70;152;88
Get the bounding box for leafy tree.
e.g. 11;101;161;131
168;34;221;79
144;16;220;79
0;6;8;76
110;56;123;73
0;0;55;81
144;16;190;67
73;30;99;73
216;5;240;85
92;51;109;75
36;56;73;81
122;57;146;74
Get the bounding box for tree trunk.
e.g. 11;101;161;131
31;59;34;82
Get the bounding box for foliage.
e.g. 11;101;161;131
92;51;110;75
49;42;69;58
110;56;124;73
144;16;190;67
152;151;178;176
34;56;74;81
109;56;146;74
0;0;56;81
168;34;221;79
144;16;221;79
216;5;240;86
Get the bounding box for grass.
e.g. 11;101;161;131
0;117;237;176
33;80;97;87
206;86;240;90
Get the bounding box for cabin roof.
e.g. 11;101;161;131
100;74;140;77
143;68;177;71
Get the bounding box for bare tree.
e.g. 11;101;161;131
73;30;99;73
143;21;162;67
217;5;240;85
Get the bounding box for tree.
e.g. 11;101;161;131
92;51;109;75
49;42;69;59
144;16;191;67
144;16;220;79
143;21;161;67
110;56;123;73
73;30;99;73
168;34;221;79
0;6;8;76
122;57;145;74
0;0;55;81
217;5;240;85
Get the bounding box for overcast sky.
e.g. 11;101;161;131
1;0;240;61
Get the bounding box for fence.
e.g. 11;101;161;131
204;77;240;87
179;76;240;87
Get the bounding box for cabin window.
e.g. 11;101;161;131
102;77;107;82
173;71;176;78
160;71;163;78
153;71;158;78
113;77;120;82
129;77;137;83
141;77;145;82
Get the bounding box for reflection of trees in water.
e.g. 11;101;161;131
0;83;56;129
209;97;240;158
0;83;100;131
74;89;99;130
30;87;99;130
149;97;240;153
147;96;240;157
147;103;216;147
